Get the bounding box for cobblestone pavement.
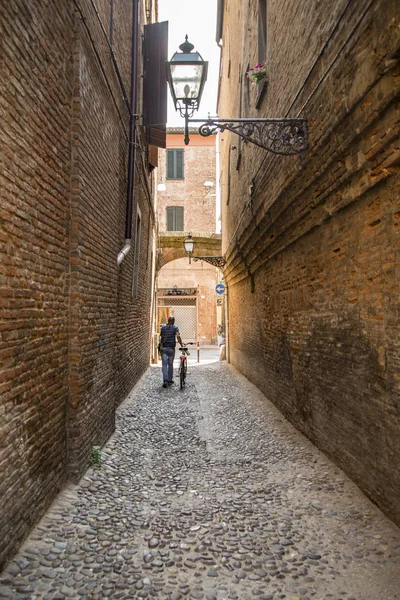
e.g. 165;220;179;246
1;362;400;600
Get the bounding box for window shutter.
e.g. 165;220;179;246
148;145;158;169
176;207;184;231
166;207;184;231
143;22;168;149
176;150;184;179
167;207;174;231
258;0;267;63
167;150;175;179
166;149;184;179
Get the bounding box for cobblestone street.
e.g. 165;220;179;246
1;362;399;600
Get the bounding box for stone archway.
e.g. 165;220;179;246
157;232;223;272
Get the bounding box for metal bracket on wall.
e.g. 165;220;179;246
189;118;308;155
193;256;227;268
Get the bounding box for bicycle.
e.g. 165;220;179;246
178;343;194;389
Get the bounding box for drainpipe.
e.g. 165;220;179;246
117;0;139;265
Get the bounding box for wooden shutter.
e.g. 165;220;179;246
166;207;184;231
166;149;184;179
143;22;168;149
258;0;267;63
176;150;184;179
167;207;174;231
167;150;175;179
175;206;184;230
148;145;158;169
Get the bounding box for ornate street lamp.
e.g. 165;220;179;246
166;36;208;145
166;37;308;154
183;233;226;268
157;177;166;192
184;232;195;264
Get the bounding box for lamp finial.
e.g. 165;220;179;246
179;35;194;53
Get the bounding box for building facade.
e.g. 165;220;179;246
156;130;219;345
0;0;162;567
217;0;400;524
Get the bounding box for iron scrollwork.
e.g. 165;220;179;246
191;118;308;155
193;256;227;268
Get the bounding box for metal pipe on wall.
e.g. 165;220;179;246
118;0;139;265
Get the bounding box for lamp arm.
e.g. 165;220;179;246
188;117;308;155
193;256;226;268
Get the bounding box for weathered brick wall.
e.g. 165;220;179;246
219;0;400;524
0;0;74;567
157;132;217;233
112;1;155;405
0;0;155;568
67;0;154;478
67;13;126;480
114;187;154;405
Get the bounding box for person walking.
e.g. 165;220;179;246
160;316;183;388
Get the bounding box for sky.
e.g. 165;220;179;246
158;0;220;126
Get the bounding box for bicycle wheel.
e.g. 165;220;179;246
180;359;186;389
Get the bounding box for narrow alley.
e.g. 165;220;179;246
1;363;399;600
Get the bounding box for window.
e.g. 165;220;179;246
256;0;268;108
258;0;267;65
166;206;184;231
132;206;142;298
166;149;184;179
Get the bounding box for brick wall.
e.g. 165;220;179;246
218;0;400;524
0;0;74;567
114;190;154;405
0;0;155;568
157;132;217;232
67;12;127;480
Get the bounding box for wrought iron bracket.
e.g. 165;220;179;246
187;117;308;155
192;256;226;268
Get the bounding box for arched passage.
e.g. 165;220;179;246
157;232;223;272
156;255;219;346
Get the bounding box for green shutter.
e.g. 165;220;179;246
166;149;184;179
176;150;184;179
166;150;175;179
166;207;184;231
176;206;184;231
167;207;174;230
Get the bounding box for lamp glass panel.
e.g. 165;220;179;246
170;63;204;100
184;239;195;253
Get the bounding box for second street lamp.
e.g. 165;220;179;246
184;233;195;264
183;233;226;269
